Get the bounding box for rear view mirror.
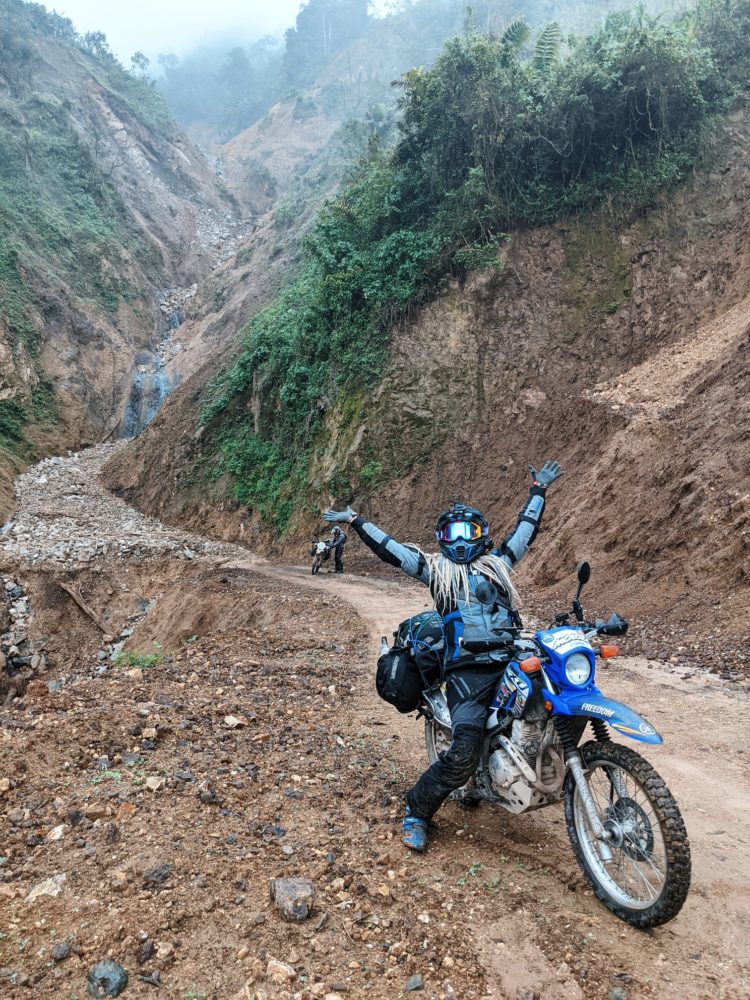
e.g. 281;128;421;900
572;560;591;623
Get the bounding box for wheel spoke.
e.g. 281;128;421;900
625;854;660;900
573;753;670;910
629;838;666;881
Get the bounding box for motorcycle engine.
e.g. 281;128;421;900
487;746;521;790
487;718;554;812
488;719;544;790
510;719;543;764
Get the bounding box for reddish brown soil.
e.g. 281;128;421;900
1;526;748;999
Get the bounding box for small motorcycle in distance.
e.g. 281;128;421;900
419;561;691;927
310;540;329;575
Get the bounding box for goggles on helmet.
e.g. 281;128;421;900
436;520;484;543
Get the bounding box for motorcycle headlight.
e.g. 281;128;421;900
565;652;592;686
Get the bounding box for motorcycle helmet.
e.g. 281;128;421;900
435;502;491;564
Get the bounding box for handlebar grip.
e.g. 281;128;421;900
596;612;629;637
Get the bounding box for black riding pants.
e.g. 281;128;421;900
406;667;501;821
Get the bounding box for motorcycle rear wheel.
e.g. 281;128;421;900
425;717;452;763
564;740;691;928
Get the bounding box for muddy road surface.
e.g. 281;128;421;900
0;448;748;1000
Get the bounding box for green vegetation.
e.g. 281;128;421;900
0;97;142;317
0;0;170;326
83;55;174;137
0;93;146;454
0;379;58;459
201;0;749;532
157;39;283;139
113;642;164;670
0;241;37;353
155;0;369;137
0;0;173;135
283;0;369;87
90;769;123;785
0;400;27;454
0;1;167;314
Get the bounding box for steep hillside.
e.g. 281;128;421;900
0;0;248;517
108;94;750;646
156;1;717;444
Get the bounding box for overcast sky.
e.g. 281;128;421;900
55;0;305;62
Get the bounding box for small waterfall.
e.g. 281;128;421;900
120;364;174;438
118;284;196;439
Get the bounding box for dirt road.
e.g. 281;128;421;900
1;449;748;999
247;564;750;1000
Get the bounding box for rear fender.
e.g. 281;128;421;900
542;688;663;745
421;685;451;729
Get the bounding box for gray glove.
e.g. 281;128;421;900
323;506;357;524
528;460;564;489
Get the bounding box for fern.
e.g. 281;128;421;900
463;6;478;36
500;18;530;51
533;21;561;74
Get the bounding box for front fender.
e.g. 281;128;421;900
542;687;663;745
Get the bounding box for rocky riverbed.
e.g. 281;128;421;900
0;445;238;570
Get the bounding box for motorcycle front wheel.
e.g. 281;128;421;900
564;740;691;928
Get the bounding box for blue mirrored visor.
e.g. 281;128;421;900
437;520;484;543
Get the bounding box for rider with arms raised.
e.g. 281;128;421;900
324;460;564;851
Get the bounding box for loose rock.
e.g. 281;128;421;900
144;861;172;886
266;957;296;984
51;941;71;962
86;959;128;997
270;877;315;921
26;873;66;903
224;714;247;728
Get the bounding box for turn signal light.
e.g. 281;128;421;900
600;645;620;659
520;656;542;673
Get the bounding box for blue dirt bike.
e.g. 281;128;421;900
419;561;691;927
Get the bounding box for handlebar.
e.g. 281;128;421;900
458;633;516;654
550;612;629;638
596;612;629;637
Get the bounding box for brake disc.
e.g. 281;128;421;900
606;796;655;860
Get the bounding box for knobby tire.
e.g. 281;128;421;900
564;740;691;928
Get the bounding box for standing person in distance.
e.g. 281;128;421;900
328;524;347;574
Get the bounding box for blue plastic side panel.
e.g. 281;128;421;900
542;688;663;745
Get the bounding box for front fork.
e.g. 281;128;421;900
556;717;614;861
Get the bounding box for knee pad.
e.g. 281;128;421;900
445;725;482;778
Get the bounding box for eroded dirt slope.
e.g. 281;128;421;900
0;449;748;999
0;15;252;520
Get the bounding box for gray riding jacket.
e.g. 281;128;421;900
351;486;546;665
